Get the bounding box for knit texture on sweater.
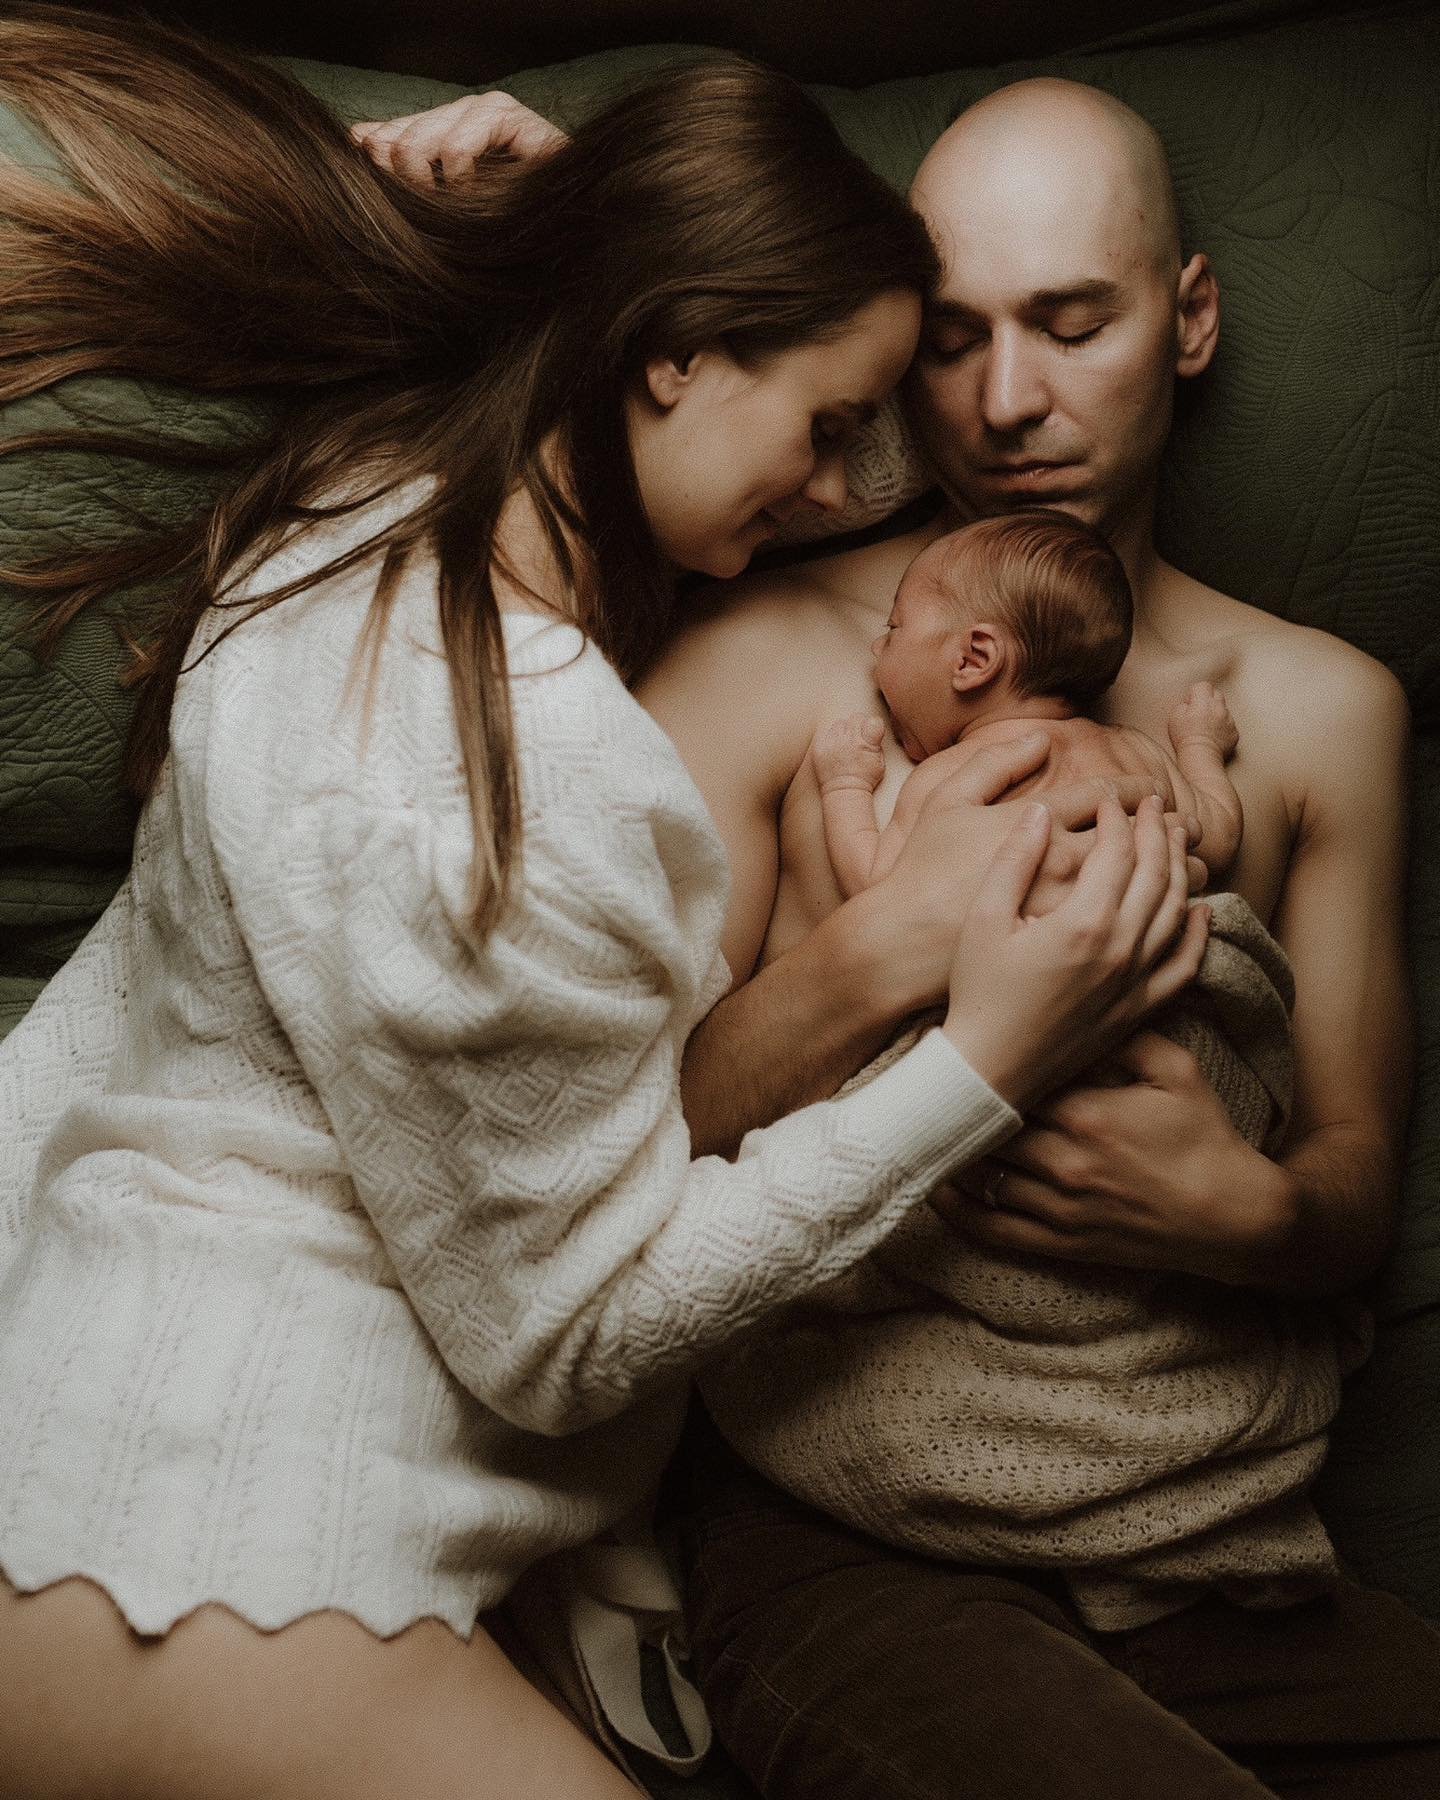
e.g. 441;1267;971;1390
0;500;1019;1638
703;895;1366;1630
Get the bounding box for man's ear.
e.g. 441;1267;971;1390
643;350;696;410
950;624;1003;692
1176;253;1220;379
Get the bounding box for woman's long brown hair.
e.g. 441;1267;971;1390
0;6;938;931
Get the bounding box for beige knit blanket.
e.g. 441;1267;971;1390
701;895;1370;1630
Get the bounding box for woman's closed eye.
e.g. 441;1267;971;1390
920;331;979;364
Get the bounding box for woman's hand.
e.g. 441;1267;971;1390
351;93;568;187
940;793;1209;1113
865;733;1202;1016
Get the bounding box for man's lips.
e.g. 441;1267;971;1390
977;459;1081;485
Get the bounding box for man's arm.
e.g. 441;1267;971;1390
955;643;1411;1296
1255;647;1411;1287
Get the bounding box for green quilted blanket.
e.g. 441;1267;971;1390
1;0;1436;1650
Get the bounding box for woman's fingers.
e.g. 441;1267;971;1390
496;100;570;159
1124;902;1211;1018
1111;795;1173;952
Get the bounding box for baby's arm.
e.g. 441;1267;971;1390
1168;681;1244;876
811;714;888;897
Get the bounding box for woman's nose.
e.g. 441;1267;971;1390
802;447;849;513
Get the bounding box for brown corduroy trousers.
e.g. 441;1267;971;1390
677;1415;1440;1800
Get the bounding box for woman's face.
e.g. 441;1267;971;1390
629;288;922;580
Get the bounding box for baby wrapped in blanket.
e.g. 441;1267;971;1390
700;513;1365;1630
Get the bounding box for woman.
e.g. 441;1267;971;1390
0;12;1205;1797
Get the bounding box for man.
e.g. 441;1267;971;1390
639;80;1439;1798
641;77;1408;1296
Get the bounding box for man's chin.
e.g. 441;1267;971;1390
954;485;1097;527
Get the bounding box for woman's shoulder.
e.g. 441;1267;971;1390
177;524;725;877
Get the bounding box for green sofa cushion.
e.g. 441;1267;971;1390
1;2;1436;1728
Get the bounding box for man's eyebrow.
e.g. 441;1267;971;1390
926;280;1123;321
1024;279;1123;310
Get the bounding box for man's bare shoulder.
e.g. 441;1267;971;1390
1160;566;1401;702
1161;566;1410;801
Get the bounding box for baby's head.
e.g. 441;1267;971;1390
871;511;1133;759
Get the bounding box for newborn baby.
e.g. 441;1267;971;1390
812;511;1242;898
702;510;1353;1632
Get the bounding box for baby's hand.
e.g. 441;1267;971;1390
1168;681;1238;760
812;714;887;792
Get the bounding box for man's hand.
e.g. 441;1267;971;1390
934;1031;1298;1286
351;93;567;187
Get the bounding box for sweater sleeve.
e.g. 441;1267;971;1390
211;639;1019;1438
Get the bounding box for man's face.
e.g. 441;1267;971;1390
904;166;1183;543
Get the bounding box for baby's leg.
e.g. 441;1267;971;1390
1168;681;1244;878
811;714;887;898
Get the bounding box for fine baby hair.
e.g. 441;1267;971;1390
927;510;1133;709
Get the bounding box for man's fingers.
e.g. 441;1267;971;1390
957;1199;1103;1261
948;731;1051;804
1107;1027;1205;1088
1068;794;1138;919
976;801;1056;921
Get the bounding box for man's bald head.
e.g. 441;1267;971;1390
912;79;1182;279
899;76;1217;552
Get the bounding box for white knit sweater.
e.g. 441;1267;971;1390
0;502;1018;1639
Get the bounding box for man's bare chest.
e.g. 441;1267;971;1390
762;632;1297;967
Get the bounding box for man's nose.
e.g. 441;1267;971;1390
979;332;1049;434
802;447;849;513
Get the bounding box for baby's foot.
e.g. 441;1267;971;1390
812;713;887;791
1169;681;1238;759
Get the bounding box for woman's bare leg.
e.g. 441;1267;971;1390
0;1574;643;1800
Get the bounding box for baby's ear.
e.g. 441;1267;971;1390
950;623;1004;692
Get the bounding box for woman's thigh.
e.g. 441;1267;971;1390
0;1572;641;1800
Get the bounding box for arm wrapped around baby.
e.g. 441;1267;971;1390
700;875;1362;1633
